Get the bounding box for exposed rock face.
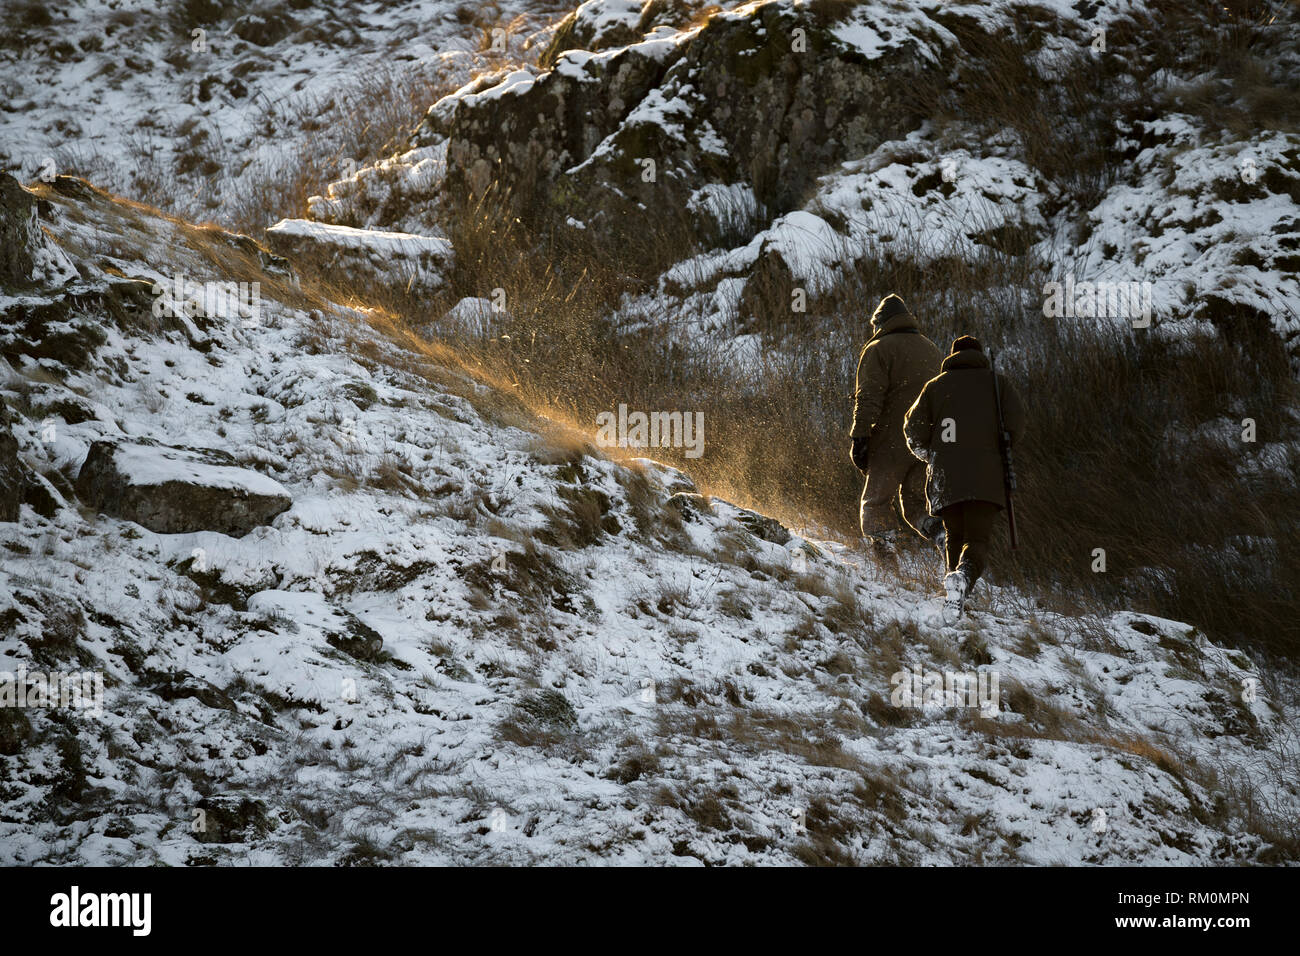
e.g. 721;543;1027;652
149;672;238;712
0;396;61;522
193;794;275;844
0;173;76;291
0;399;23;523
265;219;451;293
75;441;291;537
420;2;946;247
420;45;674;209
0;174;37;289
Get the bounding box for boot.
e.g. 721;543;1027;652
942;570;968;624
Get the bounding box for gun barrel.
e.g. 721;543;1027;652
990;349;1019;549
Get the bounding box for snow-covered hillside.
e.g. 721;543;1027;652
0;0;563;224
2;0;1299;867
1;175;1296;865
303;0;1298;360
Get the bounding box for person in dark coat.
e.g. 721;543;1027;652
904;336;1025;616
850;294;944;553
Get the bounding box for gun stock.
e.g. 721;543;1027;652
989;350;1019;551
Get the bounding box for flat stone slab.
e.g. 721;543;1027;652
265;219;452;293
75;441;291;537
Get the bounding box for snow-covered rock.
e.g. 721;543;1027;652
419;0;950;238
435;296;501;339
265;220;453;294
0;173;77;291
75;441;291;537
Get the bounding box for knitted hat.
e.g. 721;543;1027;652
870;294;909;330
950;335;982;353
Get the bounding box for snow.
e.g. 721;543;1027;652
0;0;548;225
1080;125;1300;340
829;2;960;64
2;0;1298;868
107;443;291;499
1;177;1289;864
437;296;501;338
267;219;453;261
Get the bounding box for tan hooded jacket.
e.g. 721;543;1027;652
851;308;942;476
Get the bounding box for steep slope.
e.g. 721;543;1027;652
287;0;1300;669
0;0;563;226
1;175;1296;864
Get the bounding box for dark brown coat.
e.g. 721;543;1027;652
903;349;1025;513
850;312;942;475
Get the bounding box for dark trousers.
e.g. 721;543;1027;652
939;500;1000;588
860;458;938;539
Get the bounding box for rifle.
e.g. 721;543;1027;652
988;349;1019;550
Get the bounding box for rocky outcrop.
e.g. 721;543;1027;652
0;400;23;523
0;397;62;522
149;672;238;712
539;0;654;68
419;2;948;251
192;793;275;844
418;43;674;210
75;441;291;537
265;219;451;293
0;173;77;291
0;174;36;289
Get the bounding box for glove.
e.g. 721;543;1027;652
850;436;870;473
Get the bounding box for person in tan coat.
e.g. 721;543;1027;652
904;336;1025;618
850;294;944;552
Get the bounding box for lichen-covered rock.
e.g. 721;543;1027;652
75;441;291;537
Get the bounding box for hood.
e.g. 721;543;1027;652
870;293;912;333
940;349;991;372
870;311;920;339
